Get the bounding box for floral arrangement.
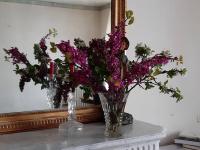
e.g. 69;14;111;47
4;10;186;108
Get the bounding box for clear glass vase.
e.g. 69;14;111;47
59;91;83;135
46;80;56;109
99;92;129;137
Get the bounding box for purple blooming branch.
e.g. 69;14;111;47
4;47;29;65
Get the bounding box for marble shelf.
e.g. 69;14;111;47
0;120;165;150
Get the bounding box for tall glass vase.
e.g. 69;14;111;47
99;92;129;137
46;80;56;109
59;91;83;134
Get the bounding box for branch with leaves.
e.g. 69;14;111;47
124;43;186;102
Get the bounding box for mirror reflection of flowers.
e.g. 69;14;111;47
4;10;186;109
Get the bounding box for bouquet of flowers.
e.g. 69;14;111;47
4;10;186;137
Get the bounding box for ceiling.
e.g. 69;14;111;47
40;0;110;7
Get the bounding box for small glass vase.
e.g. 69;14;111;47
98;92;129;137
46;80;56;109
59;91;83;135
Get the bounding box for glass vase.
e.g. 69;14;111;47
59;91;83;135
99;92;129;137
46;80;56;109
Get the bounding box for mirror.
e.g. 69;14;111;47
0;0;111;113
0;0;126;134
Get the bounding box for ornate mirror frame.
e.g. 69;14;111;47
0;0;126;134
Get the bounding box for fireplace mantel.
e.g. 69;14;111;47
0;120;165;150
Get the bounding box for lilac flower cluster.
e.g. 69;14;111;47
56;40;88;68
124;55;174;85
4;47;29;65
99;24;125;91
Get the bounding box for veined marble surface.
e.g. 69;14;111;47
0;120;165;150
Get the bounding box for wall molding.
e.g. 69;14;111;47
0;0;111;11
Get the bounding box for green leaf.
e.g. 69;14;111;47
54;58;62;64
153;68;161;76
74;38;86;49
128;17;134;25
49;29;52;34
41;84;46;90
161;50;171;57
177;55;183;64
4;56;8;61
145;82;154;90
167;69;177;78
135;43;154;58
50;42;55;47
180;68;187;75
126;10;133;19
164;80;168;86
50;47;57;53
16;64;19;70
52;28;58;37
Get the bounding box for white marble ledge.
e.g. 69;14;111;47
0;120;165;150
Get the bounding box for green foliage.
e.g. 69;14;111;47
135;43;154;59
160;50;172;57
80;86;93;98
74;38;86;49
165;68;187;78
144;82;155;90
87;48;108;82
139;55;187;102
177;55;184;65
141;73;184;102
126;10;133;19
49;28;58;37
158;81;183;102
4;29;59;93
152;66;162;76
167;69;179;78
126;10;134;25
33;44;43;62
180;68;187;75
50;42;57;53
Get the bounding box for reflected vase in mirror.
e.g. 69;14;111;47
59;91;83;134
46;79;56;109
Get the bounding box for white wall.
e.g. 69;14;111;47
100;7;111;38
125;0;200;144
0;2;103;113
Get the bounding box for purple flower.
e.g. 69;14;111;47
39;38;47;51
56;40;88;69
123;55;174;86
56;41;71;54
4;47;29;65
39;32;52;51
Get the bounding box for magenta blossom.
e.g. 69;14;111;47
39;32;53;51
56;40;71;54
56;40;88;68
39;38;47;51
4;47;29;65
124;55;174;85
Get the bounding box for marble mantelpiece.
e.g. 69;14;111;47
0;120;165;150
